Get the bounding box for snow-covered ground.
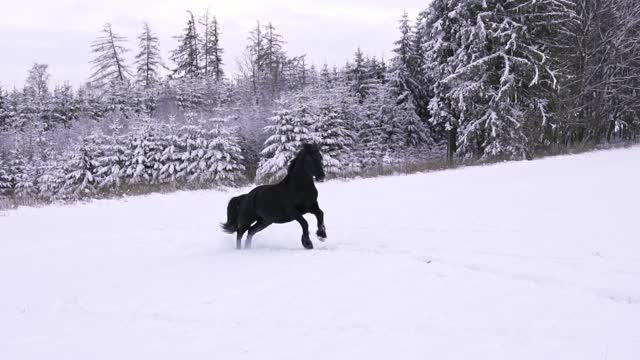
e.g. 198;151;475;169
2;147;640;360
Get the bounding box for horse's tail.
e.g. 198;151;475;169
220;194;245;234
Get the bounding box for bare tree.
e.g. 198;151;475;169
135;23;162;87
90;23;130;88
25;63;51;98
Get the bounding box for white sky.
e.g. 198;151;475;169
0;0;427;89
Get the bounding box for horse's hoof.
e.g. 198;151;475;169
316;229;327;240
302;237;314;249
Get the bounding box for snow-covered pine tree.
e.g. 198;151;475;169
366;57;387;84
7;147;35;200
131;82;159;116
124;119;164;188
446;0;557;160
31;132;63;201
17;88;45;131
389;14;434;150
354;82;397;167
2;90;22;131
50;84;80;128
21;63;52;130
0;85;8;132
313;102;354;176
395;96;432;148
76;85;106;122
124;127;148;188
422;0;466;165
171;11;200;79
60;138;99;199
409;9;432;123
319;63;333;88
257;104;315;183
173;78;206;113
345;48;370;100
95;134;129;193
102;80;137;117
90;23;131;88
390;12;414;103
172;124;207;186
36;152;65;202
0;155;11;197
207;119;245;185
199;10;224;81
158;124;181;185
135;22;163;87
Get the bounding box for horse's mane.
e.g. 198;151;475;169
287;143;318;176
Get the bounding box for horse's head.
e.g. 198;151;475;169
301;143;325;182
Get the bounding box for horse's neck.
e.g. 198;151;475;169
284;166;315;190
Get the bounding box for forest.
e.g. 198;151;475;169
1;0;639;207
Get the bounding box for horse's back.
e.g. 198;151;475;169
246;183;295;223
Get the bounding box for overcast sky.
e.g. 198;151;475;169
0;0;427;89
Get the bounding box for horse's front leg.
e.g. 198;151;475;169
310;202;326;240
294;214;313;250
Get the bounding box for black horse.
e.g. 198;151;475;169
221;143;327;250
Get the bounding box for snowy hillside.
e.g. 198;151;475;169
1;147;639;360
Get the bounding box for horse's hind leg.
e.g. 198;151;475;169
245;219;270;249
236;224;251;250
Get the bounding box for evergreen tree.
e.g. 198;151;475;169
3;90;23;131
50;84;80;128
8;148;35;200
21;63;52;130
95;134;129;192
451;0;556;160
77;86;106;122
90;23;131;87
410;9;436;129
207;119;246;184
0;85;8;131
245;21;265;103
394;12;413;69
263;22;286;97
135;23;163;87
345;48;370;100
319;63;333;88
390;12;414;102
0;155;11;197
423;0;466;164
102;80;138;117
171;11;200;79
124;121;160;186
36;151;65;202
199;10;224;81
396;99;432;147
313;102;354;176
61;138;99;199
257;106;315;183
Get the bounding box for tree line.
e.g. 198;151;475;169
1;1;639;206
